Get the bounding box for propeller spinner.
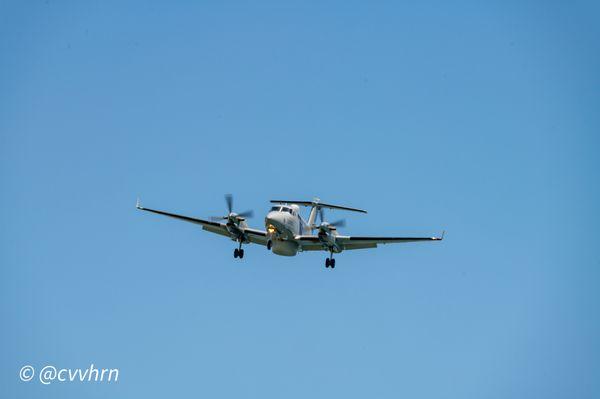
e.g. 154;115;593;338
210;194;254;223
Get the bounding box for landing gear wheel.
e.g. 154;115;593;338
239;249;244;259
325;258;330;268
331;258;336;268
234;249;239;258
267;240;272;250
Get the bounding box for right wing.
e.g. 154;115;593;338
136;200;268;244
243;227;269;246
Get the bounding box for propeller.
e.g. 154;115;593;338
210;194;254;222
317;207;345;229
225;193;233;214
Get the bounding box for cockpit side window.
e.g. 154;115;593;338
270;206;281;212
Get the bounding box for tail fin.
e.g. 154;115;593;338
270;198;367;231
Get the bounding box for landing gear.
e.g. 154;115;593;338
234;248;245;258
325;251;335;269
234;241;244;259
267;240;272;250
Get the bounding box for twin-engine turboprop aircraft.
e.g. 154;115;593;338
137;195;443;268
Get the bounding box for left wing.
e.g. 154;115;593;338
337;234;444;250
295;232;444;251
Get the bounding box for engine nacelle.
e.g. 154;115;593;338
271;240;299;256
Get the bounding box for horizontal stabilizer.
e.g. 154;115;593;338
270;199;367;214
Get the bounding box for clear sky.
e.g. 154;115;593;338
1;1;599;398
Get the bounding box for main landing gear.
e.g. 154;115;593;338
325;251;336;269
233;241;244;259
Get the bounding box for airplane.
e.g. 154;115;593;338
136;195;443;268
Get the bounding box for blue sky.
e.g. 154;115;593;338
1;1;599;398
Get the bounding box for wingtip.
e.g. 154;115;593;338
136;197;142;210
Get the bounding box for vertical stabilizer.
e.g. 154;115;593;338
269;197;366;233
306;197;321;231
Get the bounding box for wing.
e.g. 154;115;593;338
137;202;229;235
337;234;443;250
294;236;324;251
136;201;269;245
243;227;269;246
295;232;444;251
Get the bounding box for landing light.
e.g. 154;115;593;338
267;225;276;234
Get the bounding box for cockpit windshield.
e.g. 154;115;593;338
270;206;294;215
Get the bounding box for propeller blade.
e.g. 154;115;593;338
330;219;346;228
225;194;233;214
237;210;254;218
318;208;325;223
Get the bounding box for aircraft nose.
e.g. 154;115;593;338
265;211;285;232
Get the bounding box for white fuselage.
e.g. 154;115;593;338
264;204;308;256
